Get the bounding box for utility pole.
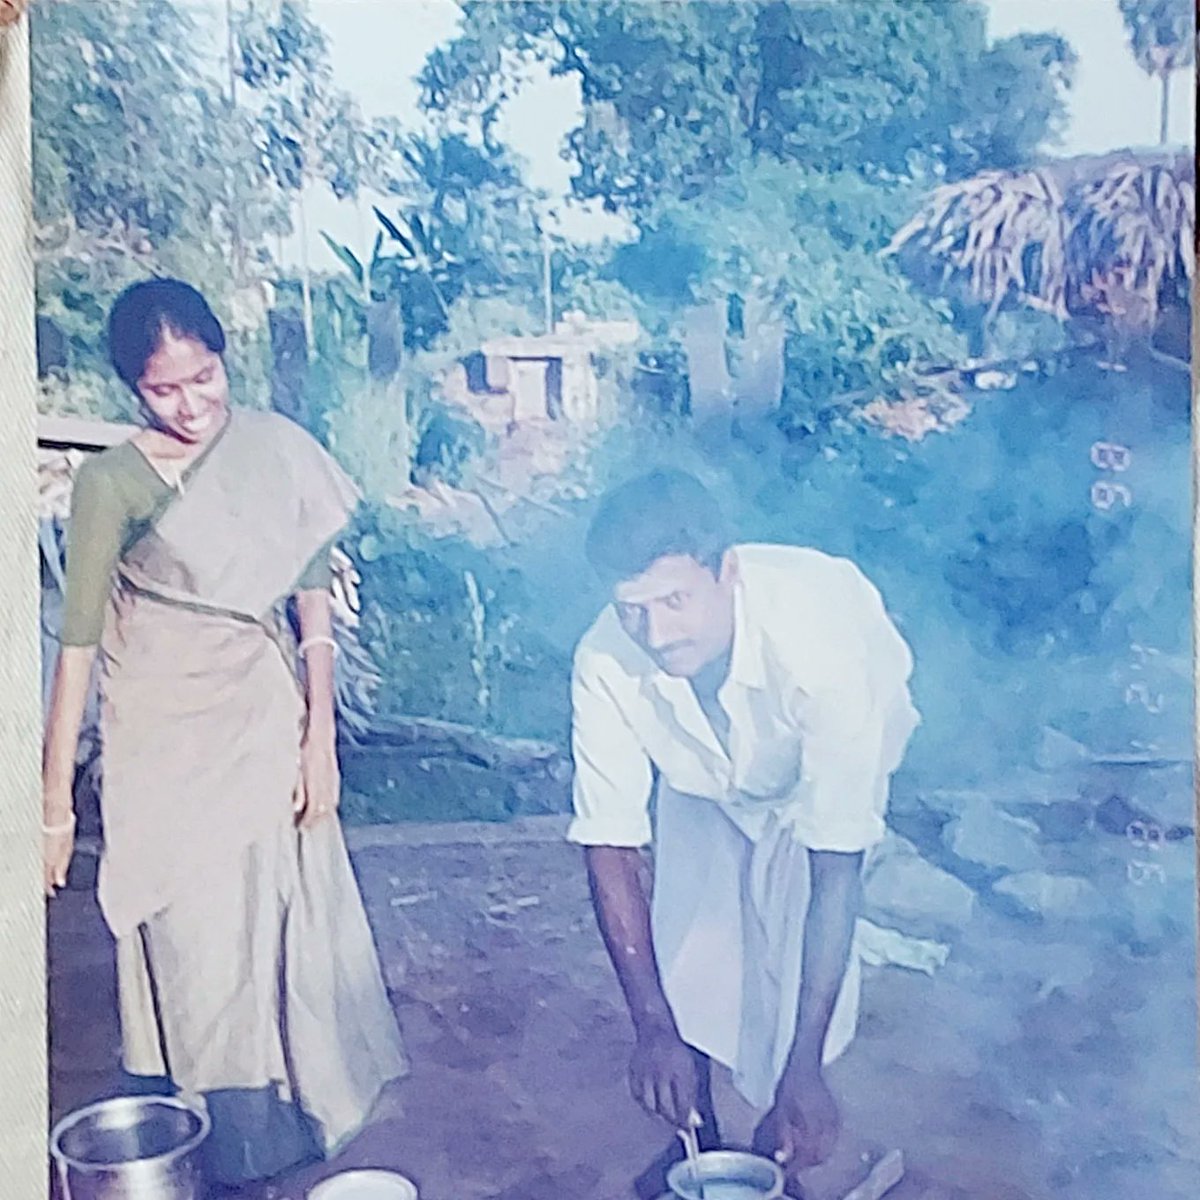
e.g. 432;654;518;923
541;223;554;335
225;0;244;281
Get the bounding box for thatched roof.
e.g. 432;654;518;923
885;151;1194;334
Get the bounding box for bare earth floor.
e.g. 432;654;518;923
49;817;1199;1200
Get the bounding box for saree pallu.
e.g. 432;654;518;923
95;409;408;1179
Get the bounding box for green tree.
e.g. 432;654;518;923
31;0;285;390
418;2;1075;422
422;2;1076;204
372;135;543;344
317;129;545;497
234;0;368;360
318;127;545;382
1117;0;1194;145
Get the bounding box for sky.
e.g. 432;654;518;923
286;0;1196;263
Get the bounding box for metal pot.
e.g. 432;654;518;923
666;1149;785;1200
50;1095;211;1200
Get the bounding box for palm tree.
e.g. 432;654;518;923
1065;156;1194;335
884;168;1070;324
885;151;1194;346
1117;0;1194;146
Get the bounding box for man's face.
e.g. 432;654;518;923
613;552;736;678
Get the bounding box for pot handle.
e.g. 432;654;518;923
54;1157;71;1200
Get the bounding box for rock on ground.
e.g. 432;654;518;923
943;802;1043;873
992;871;1108;921
862;833;977;938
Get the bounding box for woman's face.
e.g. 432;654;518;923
136;332;230;445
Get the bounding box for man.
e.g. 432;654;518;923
568;469;919;1193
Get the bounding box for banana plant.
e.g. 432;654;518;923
320;228;384;306
372;206;456;322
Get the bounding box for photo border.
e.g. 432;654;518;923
0;13;51;1200
0;5;1197;1197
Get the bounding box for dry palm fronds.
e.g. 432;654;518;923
884;169;1069;320
887;153;1194;335
332;610;382;743
330;543;363;628
330;545;382;743
1066;159;1194;332
38;448;87;522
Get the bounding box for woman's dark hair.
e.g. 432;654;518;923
585;469;732;584
107;278;226;390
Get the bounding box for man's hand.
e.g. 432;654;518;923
753;1066;840;1174
585;845;701;1128
630;1019;701;1129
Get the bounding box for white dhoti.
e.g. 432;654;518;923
651;787;861;1110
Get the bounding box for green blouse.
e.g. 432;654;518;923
61;441;333;647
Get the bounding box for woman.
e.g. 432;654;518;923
42;279;408;1187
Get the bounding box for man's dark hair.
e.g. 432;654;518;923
585;469;732;583
107;278;226;391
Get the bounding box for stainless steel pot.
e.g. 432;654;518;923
50;1095;211;1200
665;1149;786;1200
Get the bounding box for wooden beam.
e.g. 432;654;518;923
37;414;137;451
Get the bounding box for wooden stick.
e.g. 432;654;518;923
839;1150;905;1200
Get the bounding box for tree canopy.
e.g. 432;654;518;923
418;1;1078;411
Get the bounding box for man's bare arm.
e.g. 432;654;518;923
756;847;863;1170
585;844;700;1126
585;845;675;1032
787;848;863;1074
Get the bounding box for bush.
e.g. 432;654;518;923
351;501;595;745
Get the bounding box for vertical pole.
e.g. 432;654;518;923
541;224;554;335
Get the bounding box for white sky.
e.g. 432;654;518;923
288;0;1195;263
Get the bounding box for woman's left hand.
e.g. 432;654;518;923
294;723;340;829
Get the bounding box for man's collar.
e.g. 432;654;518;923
725;565;768;690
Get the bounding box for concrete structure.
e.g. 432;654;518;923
446;312;640;431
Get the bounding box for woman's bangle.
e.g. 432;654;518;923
42;813;76;836
298;635;339;659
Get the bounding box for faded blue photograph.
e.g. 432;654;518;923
33;2;1196;1200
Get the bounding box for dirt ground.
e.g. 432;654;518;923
49;816;1199;1200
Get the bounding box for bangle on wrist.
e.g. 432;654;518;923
42;812;76;836
298;635;339;659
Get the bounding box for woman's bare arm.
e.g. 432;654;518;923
43;645;96;893
295;588;337;736
43;645;95;819
293;588;339;826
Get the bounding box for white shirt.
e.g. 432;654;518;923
566;543;921;1106
568;543;919;855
